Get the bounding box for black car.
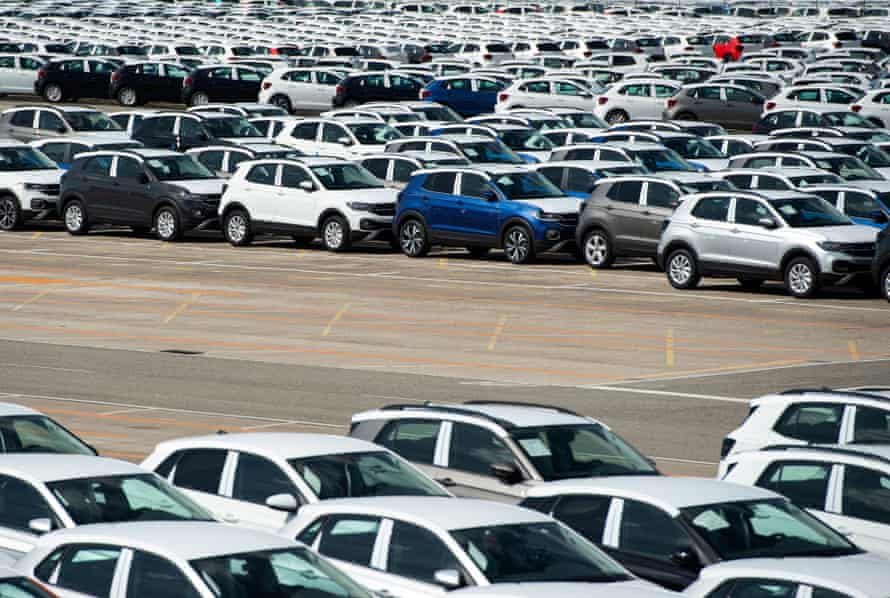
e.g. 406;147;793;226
181;65;264;107
35;58;119;103
873;226;890;302
59;149;225;241
133;112;264;152
332;72;424;107
109;61;191;106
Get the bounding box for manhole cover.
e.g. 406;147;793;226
160;349;204;355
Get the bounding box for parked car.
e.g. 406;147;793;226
593;79;682;124
496;78;597;113
34;58;118;102
333;72;425;107
663;84;765;130
133;111;263;152
182;64;265;106
876;225;890;301
109;60;190;106
360;151;471;188
0;54;46;94
852;89;890;129
421;76;505;117
713;35;744;62
0;105;127;143
186;143;303;178
0;141;63;231
258;67;344;113
30;135;143;169
0;402;95;454
276;117;402;159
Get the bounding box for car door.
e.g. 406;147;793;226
474;78;502;115
240;163;281;223
442;421;527;500
234;67;262;101
164;448;234;521
77;155;116;222
440;79;473;115
375;519;464;598
281;121;320;154
374;418;452;490
0;56;17;93
220;451;302;530
641;181;680;252
205;67;236;102
39;544;125;598
85;60;114;98
841;190;887;226
727;196;783;274
5;109;37;141
136;116;177;149
124;549;201;598
278;164;318;232
417;171;459;237
160;63;189;103
457;172;499;243
113;156;153;226
36;109;68;140
319;122;352;158
553;81;592;110
0;473;58;556
135;62;163;102
603;180;647;253
723;87;765;129
313;70;341;110
191;149;226;177
305;514;388;590
829;464;890;556
652;84;679;119
687;195;734;266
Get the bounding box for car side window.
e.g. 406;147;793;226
842;465;890;525
444;79;469;91
477;79;501;92
460;173;491;199
566;168;595;193
209;67;233;79
774;403;844;443
126;550;199;598
284;70;312;83
825;89;853;104
698;86;723;100
195;150;224;172
691;196;730;221
9;110;35;127
83;156;113;177
291;122;319;141
791;89;820;102
55;545;123;598
756;461;831;510
322;123;348;143
245;164;277;186
646;182;680;208
280;165;311;188
852;406;890;444
376;419;440;465
116;157;144;181
140;63;160;76
38;143;68;164
552;495;611;544
317;515;381;566
386;520;461;584
448;422;516;476
0;474;56;533
37;111;65;132
723;579;798;598
725;87;757;103
179;118;203;139
0;56;14;69
20;57;42;70
391;160;416;183
421;171;456;194
811;588;852;598
362;159;389;180
725;174;753;189
773;112;797;128
734;198;771;226
844;192;883;219
232;452;297;505
618;499;690;561
171;448;227;494
800;112;821;127
537;167;563;187
606;181;643;204
620;84;650;97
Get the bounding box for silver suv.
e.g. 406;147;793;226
657;191;879;297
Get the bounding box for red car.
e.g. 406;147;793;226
713;34;744;61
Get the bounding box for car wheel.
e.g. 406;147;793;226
666;249;700;289
784;256;819;298
503;225;535;264
882;266;890;303
605;109;629;124
321;215;351;252
675;111;697;121
43;84;63;103
62;200;89;235
189;91;210;107
0;195;22;231
466;246;489;258
582;229;614;268
270;95;292;113
737;277;763;291
223;209;253;247
398;219;429;257
117;87;140;106
154;206;183;242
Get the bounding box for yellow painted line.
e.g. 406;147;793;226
297;249;306;258
590;269;597;280
162;292;201;324
666;327;675;367
322;303;351;337
12;289;52;312
31;231;42;240
161;242;170;251
438;257;448;269
849;340;860;360
487;316;508;351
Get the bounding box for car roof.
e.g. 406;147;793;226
34;521;295;560
0;402;40;416
360;400;589;428
524;476;780;515
0;455;146;483
454;581;672;598
154;433;382;460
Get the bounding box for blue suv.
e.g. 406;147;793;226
394;167;581;264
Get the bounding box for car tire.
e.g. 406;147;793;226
0;195;22;231
784;256;819;298
582;229;614;268
154;206;183;242
666;248;700;289
675;111;697;121
882;266;890;303
321;215;351;252
398;219;429;257
604;109;629;124
189;92;210;107
502;225;535;264
466;246;489;258
62;200;89;236
43;84;64;103
223;209;253;247
117;87;140;106
737;277;764;291
270;95;292;113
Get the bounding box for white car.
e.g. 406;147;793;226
852;89;890;129
275;117;402;159
282;496;672;598
0;402;95;455
719;387;890;464
0;566;56;598
800;31;861;54
763;85;860;114
453;42;514;67
0;141;63;231
722;445;890;558
593;79;682;125
218;157;398;251
685;556;890;598
142;432;450;532
0;54;45;94
495;77;597;112
258;67;345;113
0;455;212;558
15;521;370;598
29;135;143;169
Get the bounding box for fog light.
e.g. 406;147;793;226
546;230;559;241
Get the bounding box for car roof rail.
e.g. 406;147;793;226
463;400;581;417
761;444;890;467
778;387;890;403
378;402;514;429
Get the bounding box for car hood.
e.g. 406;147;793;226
690;158;730;171
329;186;398;203
516;196;582;213
790;223;879;243
873;166;890;178
453;580;671;598
168;179;227;195
72;131;130;141
16;169;63;184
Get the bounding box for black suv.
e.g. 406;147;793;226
132;111;264;151
109;61;191;106
35;58;119;103
332;72;424;107
873;226;890;302
59;149;225;241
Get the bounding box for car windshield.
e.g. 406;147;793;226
769;195;852;227
599;165;650;176
346;123;401;145
511;424;657;480
851;145;890;168
631;148;695;172
423;157;470;167
788;174;843;186
822;112;875;129
146;155;216;181
0;148;57;171
500;130;555;151
191;547;371;598
176;46;200;56
451;522;631;583
0;577;56;598
65;111;122;132
680;180;734;192
491;171;565;199
415;105;462;122
311;164;383;190
288;451;448;499
47;474;214;524
814;156;883;181
682;499;861;560
563;112;606;128
0;415;94;454
663;137;725;159
388;113;421;123
460;140;524;164
204;117;263;139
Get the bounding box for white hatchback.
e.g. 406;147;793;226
276;117;403;160
593;79;682;125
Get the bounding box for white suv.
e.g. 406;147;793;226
218;157;397;251
0;141;63;231
275;117;402;159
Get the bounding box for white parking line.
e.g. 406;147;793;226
0;363;96;374
583;386;748;403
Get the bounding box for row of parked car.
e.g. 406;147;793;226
0;388;889;598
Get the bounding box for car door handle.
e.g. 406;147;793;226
730;227;740;233
436;477;457;487
456;200;464;206
642;210;651;215
690;222;700;228
221;513;239;524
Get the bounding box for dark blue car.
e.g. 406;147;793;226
420;76;505;117
394;166;581;263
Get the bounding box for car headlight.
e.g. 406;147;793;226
538;211;562;222
347;202;374;211
817;241;844;252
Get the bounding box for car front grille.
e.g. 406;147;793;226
369;203;395;216
838;242;876;257
558;213;579;226
31;184;59;195
196;194;222;206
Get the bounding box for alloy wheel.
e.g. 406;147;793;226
44;84;62;102
669;253;692;285
156;210;177;239
64;203;83;232
226;213;247;244
788;263;813;296
0;198;17;230
400;221;424;256
504;228;529;263
584;232;609;266
324;219;344;249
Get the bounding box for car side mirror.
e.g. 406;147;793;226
490;462;523;485
299;180;316;192
198;132;210;142
669;199;681;209
337;136;354;146
758;216;778;229
670;549;701;571
482;189;498;202
139;173;150;185
870;210;888;224
56;126;67;133
433;569;463;589
28;518;53;535
265;493;300;512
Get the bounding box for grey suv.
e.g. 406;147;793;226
657;191;879;298
577;174;731;268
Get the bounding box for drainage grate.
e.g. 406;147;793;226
160;349;204;356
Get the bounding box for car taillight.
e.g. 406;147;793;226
684;46;693;51
183;76;193;88
270;48;279;55
765;101;776;110
498;93;509;102
335;84;345;95
420;89;432;99
851;104;862;112
634;47;643;53
111;71;121;82
37;68;46;80
421;53;432;62
598;96;608;105
483;53;493;60
834;41;842;48
667;98;677;108
583;51;592;57
262;81;271;90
